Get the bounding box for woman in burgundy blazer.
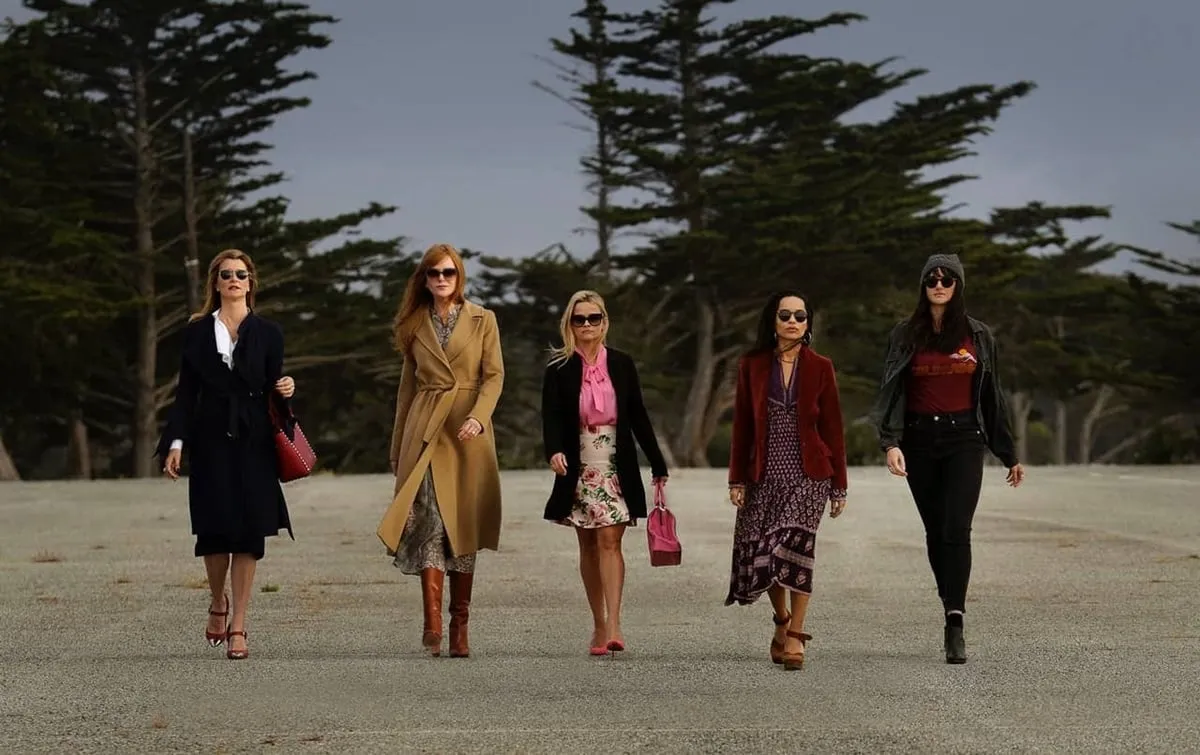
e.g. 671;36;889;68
725;290;848;671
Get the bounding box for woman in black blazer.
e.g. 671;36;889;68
541;290;669;656
158;249;296;661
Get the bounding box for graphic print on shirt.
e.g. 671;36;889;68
910;347;977;377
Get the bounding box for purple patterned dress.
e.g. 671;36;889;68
726;358;833;602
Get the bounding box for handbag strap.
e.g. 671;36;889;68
653;478;667;509
267;397;293;429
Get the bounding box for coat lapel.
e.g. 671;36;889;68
444;300;482;365
232;314;260;388
188;315;224;382
796;346;822;414
413;310;451;370
748;350;772;418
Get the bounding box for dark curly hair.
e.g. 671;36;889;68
751;290;812;353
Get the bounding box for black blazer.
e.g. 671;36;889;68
541;347;668;522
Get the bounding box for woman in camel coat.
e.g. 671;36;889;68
377;242;504;660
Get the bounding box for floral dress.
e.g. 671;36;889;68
392;305;477;575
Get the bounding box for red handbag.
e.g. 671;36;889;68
646;479;681;567
269;402;316;482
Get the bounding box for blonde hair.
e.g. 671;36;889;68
190;249;258;322
548;289;609;366
392;243;467;351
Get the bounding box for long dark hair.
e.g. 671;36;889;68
902;269;969;353
751;290;813;353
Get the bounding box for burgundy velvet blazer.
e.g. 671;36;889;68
727;345;848;493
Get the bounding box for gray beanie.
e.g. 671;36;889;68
921;253;965;287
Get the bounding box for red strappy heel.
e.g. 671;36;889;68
226;630;248;660
206;594;230;647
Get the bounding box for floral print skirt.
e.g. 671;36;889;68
565;425;631;529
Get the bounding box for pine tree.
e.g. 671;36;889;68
552;1;1039;464
536;0;627;274
17;0;345;475
0;19;127;478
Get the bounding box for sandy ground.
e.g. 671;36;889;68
1;465;1198;754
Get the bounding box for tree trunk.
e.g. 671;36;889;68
132;63;159;477
1078;384;1118;465
65;410;92;479
697;355;738;465
1009;391;1033;465
673;297;716;466
0;433;19;481
1094;413;1186;464
654;430;678;470
182;127;202;313
1052;399;1068;465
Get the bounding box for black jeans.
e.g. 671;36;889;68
900;411;986;614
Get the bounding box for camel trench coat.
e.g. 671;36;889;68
377;300;505;557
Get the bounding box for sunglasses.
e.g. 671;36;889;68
219;269;249;281
925;275;957;289
571;313;605;327
426;266;457;281
777;309;808;324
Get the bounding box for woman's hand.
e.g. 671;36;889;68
163;449;182;480
274;376;295;398
549;452;567;476
885;447;906;477
729;485;746;508
1006;463;1025;488
830;497;847;518
457;417;483;441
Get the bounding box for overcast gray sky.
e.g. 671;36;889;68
6;0;1198;268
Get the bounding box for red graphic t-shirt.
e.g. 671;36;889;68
906;339;977;414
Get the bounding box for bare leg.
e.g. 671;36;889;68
574;528;605;646
204;554;230;637
768;584;790;647
595;524;628;646
783;590;812;657
227;554;258;655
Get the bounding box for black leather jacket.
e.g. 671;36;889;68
869;316;1019;468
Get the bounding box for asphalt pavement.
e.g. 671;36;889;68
1;465;1197;753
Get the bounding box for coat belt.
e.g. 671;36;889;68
219;390;263;439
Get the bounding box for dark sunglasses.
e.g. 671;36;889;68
219;269;249;281
925;275;957;289
426;266;458;280
777;309;808;324
571;313;605;327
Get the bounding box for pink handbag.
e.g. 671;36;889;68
646;479;681;567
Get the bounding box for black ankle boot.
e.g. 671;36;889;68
944;625;966;664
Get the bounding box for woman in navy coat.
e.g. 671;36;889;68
157;249;296;660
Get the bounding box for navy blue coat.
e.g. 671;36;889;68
156;313;293;541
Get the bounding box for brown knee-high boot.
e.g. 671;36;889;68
420;567;444;656
448;571;474;658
